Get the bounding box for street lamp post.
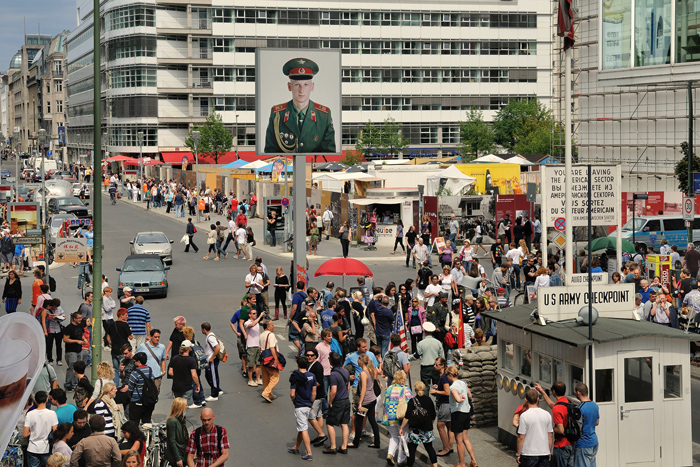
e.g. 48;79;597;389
137;131;144;180
13;130;20;199
192;130;201;222
38;129;50;283
632;193;648;246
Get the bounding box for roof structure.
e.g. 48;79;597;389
485;305;697;347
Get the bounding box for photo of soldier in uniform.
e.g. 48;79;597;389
257;49;342;156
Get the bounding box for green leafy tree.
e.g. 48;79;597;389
379;116;410;158
341;149;365;165
184;113;233;164
493;98;550;151
354;121;380;159
458;107;495;159
675;141;700;195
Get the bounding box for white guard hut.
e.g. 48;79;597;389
487;300;694;467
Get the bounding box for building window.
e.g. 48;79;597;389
519;347;532;377
538;355;553;384
57;101;63;113
595;369;614;402
664;365;681;399
624;356;653;402
110;67;157;88
635;0;671;66
47;102;51;113
55;82;63;92
105;5;155;31
55;61;62;73
570;365;584;395
501;340;515;372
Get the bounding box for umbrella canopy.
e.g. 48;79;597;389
584;236;636;254
107;155;139;163
256;162;293;172
316;162;349;172
345;164;368;173
240;160;270;170
220;159;248;169
125;158;163;166
314;258;373;287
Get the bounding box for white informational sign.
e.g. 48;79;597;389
55;238;88;263
569;273;607;285
537;283;635;322
541;165;619;227
683;196;694;221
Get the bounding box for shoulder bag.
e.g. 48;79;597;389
260;333;286;370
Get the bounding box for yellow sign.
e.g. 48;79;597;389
454;163;522;195
552;233;566;249
55;238;89;263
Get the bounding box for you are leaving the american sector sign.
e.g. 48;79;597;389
536;283;635;322
541;164;619;227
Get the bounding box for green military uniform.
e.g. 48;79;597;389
263;57;336;154
264;99;336;153
426;302;449;331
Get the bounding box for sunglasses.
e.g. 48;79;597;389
305;353;316;358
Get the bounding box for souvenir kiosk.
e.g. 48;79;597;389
487;287;695;467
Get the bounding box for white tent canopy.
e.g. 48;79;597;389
312;172;375;182
472;154;505;163
425;165;476;196
504;155;531;165
241;160;272;170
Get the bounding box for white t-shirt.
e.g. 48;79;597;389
236;227;247;245
517;407;553;456
204;332;218;360
245;320;260;347
460;246;473;261
506;248;524;266
474;224;483;239
260;330;278;351
245;273;262;295
463;324;475;347
424;284;442;307
25;408;58;454
228;219;236;233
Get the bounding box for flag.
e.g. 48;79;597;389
558;0;575;50
392;302;409;352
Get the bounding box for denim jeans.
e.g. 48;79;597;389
192;372;205;405
553;444;574;467
65;351;80;389
574;445;597;467
175;388;194;406
27;452;49;467
519;455;550;467
377;334;391;358
175;204;184;217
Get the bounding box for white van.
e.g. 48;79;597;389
33;158;59;173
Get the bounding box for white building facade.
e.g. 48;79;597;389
66;0;554;162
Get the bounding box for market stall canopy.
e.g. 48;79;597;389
345;164;368;173
107;155;139;163
314;257;373;277
316;162;349;172
312;172;375;182
255;162;293;172
472;154;506;163
425;165;476;196
240;160;271;170
125;158;163;166
504;155;531;165
219;160;249;169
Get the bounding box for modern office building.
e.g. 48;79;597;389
66;0;555;163
555;0;700;192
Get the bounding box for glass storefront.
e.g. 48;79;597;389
634;0;671;66
602;0;632;69
676;0;700;63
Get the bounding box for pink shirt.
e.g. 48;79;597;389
244;320;260;348
316;340;332;375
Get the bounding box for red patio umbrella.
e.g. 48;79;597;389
125;158;164;166
107;155;139;163
313;258;373;288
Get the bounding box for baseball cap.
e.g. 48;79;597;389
180;340;194;349
497;287;506;294
123;286;133;293
304;299;315;307
464;294;475;301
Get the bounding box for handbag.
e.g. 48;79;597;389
410;325;423;335
260;334;287;370
396;387;408;420
373;378;381;397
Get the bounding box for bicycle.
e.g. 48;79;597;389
77;263;91;298
142;422;168;467
284;233;294;252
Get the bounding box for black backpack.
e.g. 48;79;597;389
49;276;56;292
417;268;431;289
555;400;584;443
134;368;159;406
383;350;402;380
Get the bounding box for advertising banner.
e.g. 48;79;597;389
256;49;342;155
55;238;88;263
8;203;39;234
455;164;522;195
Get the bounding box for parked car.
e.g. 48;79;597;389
72;183;90;199
0;168;11;180
129;231;174;264
47;197;91;219
116;254;169;298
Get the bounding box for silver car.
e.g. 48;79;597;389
129;231;174;264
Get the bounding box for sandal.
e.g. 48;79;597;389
367;444;380;449
214;257;219;261
203;256;209;260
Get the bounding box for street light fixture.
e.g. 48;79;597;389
632;193;648;245
192;130;201;222
137;131;144;180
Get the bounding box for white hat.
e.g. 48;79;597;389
123;286;133;293
423;322;436;333
180;340;194;349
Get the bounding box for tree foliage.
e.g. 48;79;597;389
340;150;365;166
675;141;700;195
184;113;233;163
458;107;494;159
354;116;409;159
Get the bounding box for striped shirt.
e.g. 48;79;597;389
126;305;151;335
127;365;153;403
92;399;114;437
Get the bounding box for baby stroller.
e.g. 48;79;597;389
362;222;377;251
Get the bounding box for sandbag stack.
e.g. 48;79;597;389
457;345;498;427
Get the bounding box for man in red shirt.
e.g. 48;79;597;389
230;194;238;215
249;192;257;218
535;381;573;467
236;209;248;230
186;408;230;467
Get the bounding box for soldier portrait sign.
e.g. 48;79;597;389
256;49;342;156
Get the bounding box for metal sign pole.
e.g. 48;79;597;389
293;154;306;290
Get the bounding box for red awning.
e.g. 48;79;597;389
161;151;346;165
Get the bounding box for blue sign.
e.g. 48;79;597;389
694;173;700;195
649;234;657;244
47;151;52;157
58;126;66;146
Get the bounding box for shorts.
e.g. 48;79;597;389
31;246;41;257
246;346;260;367
327;398;351;426
437;403;452;423
295;407;312;432
88;246;94;255
474;237;483;244
12;256;22;266
309;236;319;247
288;326;301;343
236;336;246;359
450;411;471;433
0;253;13;264
351;387;361;414
309;398;324;420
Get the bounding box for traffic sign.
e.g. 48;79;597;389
683;196;694;221
11;236;43;245
551;233;566;250
281;197;289;207
554;217;566;231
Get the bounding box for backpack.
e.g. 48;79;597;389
134;368;159;406
49;276;57;292
383;350;402;380
192;343;209;370
417;268;431;289
555;400;584;443
194;425;223;458
408;397;431;427
208;334;227;361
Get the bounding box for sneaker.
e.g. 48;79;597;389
57;361;62;366
205;396;219;402
301;454;313;461
262;394;273;403
256;379;263;385
287;447;300;455
310;437;321;445
188;403;203;409
312;436;327;447
361;430;369;438
247;381;258;387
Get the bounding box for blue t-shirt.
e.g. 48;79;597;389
290;370;317;408
345;351;379;388
126;304;151;336
84;231;94;248
292;291;307;314
230;309;241;333
321;309;335;329
576;401;599;448
14;244;23;257
55;404;78;425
